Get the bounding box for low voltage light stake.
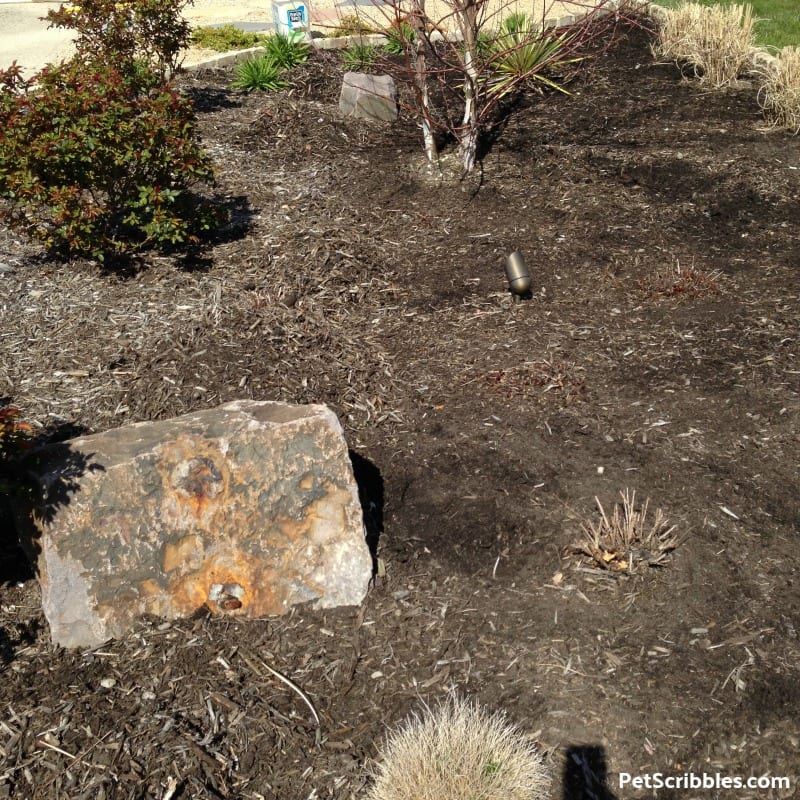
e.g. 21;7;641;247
505;250;531;296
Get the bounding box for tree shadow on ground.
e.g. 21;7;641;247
1;420;100;580
183;84;244;114
563;745;618;800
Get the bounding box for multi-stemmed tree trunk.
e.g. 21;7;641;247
454;0;481;172
409;0;439;165
363;0;629;174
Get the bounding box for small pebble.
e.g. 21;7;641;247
100;678;117;689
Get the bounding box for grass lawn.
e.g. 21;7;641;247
654;0;799;50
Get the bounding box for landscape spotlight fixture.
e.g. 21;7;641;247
505;250;531;297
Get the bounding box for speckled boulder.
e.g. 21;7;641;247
24;401;372;649
339;72;397;122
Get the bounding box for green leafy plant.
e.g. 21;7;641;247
332;13;377;37
485;15;583;99
263;31;311;70
383;19;416;56
191;23;269;52
0;0;219;262
230;56;288;91
342;42;381;72
46;0;191;81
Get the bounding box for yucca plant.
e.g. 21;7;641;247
263;30;311;70
342;42;381;72
230;56;287;91
486;15;583;99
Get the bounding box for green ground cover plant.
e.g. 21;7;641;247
191;24;269;52
331;13;378;37
656;0;799;49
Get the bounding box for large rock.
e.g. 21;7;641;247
339;72;398;122
22;401;372;649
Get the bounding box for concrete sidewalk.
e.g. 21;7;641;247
0;2;76;75
0;0;589;76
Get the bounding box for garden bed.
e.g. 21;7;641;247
1;23;799;800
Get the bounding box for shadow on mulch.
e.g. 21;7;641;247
184;84;244;113
79;194;257;277
1;420;97;575
350;450;384;570
563;745;618;800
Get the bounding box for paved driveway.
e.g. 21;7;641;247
0;2;76;76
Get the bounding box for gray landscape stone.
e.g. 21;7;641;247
22;400;372;649
339;72;397;123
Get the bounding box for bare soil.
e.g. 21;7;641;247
1;22;799;800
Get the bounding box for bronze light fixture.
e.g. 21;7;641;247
505;250;531;296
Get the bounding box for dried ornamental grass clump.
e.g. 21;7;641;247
758;46;800;134
655;2;756;88
571;490;680;575
366;695;550;800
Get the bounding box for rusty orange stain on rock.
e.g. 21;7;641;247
156;436;230;531
163;548;324;618
167;551;256;616
162;534;204;573
139;579;161;597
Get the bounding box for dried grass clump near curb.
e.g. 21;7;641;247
570;490;680;574
654;2;756;88
758;47;800;134
366;695;550;800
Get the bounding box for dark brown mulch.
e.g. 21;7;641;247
1;21;799;800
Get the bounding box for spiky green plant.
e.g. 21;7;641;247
263;31;311;70
342;42;381;72
486;16;582;99
383;20;415;56
230;56;287;91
